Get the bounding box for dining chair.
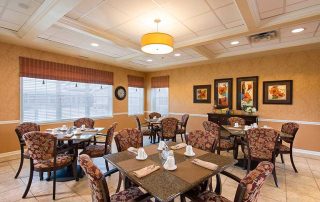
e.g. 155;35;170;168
79;154;152;202
22;131;77;200
181;161;274;202
159;117;179;142
114;128;143;192
228;117;246;126
244;128;279;187
74;117;95;128
176;114;189;142
134;116;153;143
278;122;299;173
14;122;40;179
202;121;234;155
80;123;117;171
186;130;217;152
148;112;161;119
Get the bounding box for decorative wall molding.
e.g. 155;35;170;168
113;112;128;116
259;118;320;126
0;150;20;159
0;120;20;125
293;148;320;156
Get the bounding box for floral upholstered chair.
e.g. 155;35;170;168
74;117;95;128
14;122;40;179
244;128;279;187
79;154;152;202
278;122;299;172
202;121;234;155
186;130;217;152
228;117;246;126
176;114;189;142
159;117;179;141
22;132;77;200
135;116;153;143
114;128;143;152
80;123;117;171
182;161;274;202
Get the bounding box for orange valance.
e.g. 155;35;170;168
151;76;169;88
128;75;144;88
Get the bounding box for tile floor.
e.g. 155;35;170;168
1;137;320;202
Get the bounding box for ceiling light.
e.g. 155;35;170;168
230;41;240;45
147;59;153;62
174;53;181;57
291;28;304;33
141;19;174;55
90;43;99;47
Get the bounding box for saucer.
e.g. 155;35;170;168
163;164;177;171
184;152;195;157
73;132;82;135
136;155;148;160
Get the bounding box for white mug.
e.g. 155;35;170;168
158;141;165;150
52;128;58;134
62;124;67;130
253;123;258;128
234;122;239;127
165;156;175;169
81;124;86;130
137;148;147;159
75;128;81;134
186;145;194;155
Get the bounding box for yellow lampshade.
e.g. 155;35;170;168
141;32;174;54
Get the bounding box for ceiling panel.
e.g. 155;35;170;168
257;0;284;13
206;0;234;9
184;12;222;32
66;0;104;20
280;21;319;37
215;3;243;24
220;36;250;48
107;0;158;18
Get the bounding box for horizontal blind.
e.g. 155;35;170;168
128;87;144;115
128;75;144;88
21;77;113;123
151;76;169;88
151;88;169;115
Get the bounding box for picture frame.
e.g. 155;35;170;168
236;76;258;110
193;85;211;103
263;80;293;104
214;78;233;109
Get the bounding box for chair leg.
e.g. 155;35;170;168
15;150;24;179
116;173;122;193
105;160;110;172
180;195;187;202
280;153;284;164
22;160;34;198
246;158;251;174
39;171;44;181
214;174;222;195
72;160;79;181
272;166;279;187
53;169;56;200
180;134;184;142
290;150;298;173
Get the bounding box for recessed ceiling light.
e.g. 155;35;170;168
230;41;240;45
174;53;181;57
291;28;305;33
147;59;153;62
90;43;99;47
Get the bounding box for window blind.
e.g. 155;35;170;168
128;87;144;115
151;88;169;115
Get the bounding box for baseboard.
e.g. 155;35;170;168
0;150;20;162
293;148;320;156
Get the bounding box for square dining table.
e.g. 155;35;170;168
104;143;236;202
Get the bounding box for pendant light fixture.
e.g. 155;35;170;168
141;19;174;54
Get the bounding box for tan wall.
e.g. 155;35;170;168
0;42;145;154
145;50;320;151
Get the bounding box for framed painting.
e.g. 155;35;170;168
236;76;258;110
263;80;293;104
214;78;233;109
193;85;211;103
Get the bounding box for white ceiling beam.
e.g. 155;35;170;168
234;0;258;31
17;0;81;39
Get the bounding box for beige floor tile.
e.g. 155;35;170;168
0;186;35;202
286;172;318;188
286;183;320;199
287;191;320;202
0;178;25;194
261;184;286;202
259;196;283;202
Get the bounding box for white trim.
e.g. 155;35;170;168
293;148;320;156
259;118;320;126
0;150;20;159
169;112;208;118
0;120;20;125
113;112;128;116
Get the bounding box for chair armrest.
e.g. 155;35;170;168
103;168;119;177
128;193;152;202
220;171;241;183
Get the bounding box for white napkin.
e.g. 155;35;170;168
133;165;160;178
64;133;73;138
192;159;218;171
85;128;98;132
170;143;187;150
127;147;138;154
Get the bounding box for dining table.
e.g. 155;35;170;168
46;127;104;182
104;143;236;202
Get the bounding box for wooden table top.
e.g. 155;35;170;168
46;127;104;141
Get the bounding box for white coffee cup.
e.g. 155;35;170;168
263;125;268;128
186;145;194;155
75;128;81;134
81;124;86;130
234;122;239;127
137;148;147;159
253;123;258;128
62;125;67;130
52;128;58;134
165;156;175;169
158;141;165;150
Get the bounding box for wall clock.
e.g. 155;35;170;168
115;86;126;100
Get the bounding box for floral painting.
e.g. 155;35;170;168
237;76;258;110
214;78;232;109
263;80;292;104
193;85;211;103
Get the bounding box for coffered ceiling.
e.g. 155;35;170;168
0;0;319;71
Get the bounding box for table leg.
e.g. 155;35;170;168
233;137;239;159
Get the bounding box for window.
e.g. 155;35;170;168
128;87;144;115
151;88;169;115
21;77;113;123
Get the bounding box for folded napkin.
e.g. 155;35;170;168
64;133;73;138
127;147;138;154
133;165;160;178
170;143;187;150
192;159;218;171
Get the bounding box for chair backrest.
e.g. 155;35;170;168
161;117;179;139
134;116;141;131
187;130;217;152
105;122;118;147
79;154;110;202
281;122;299;138
149;112;161;119
15;122;40;143
247;128;279;160
181;114;189;128
235;161;274;202
23;131;56;161
228;117;246;126
74;118;95;128
202;121;220;133
114;128;143;152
